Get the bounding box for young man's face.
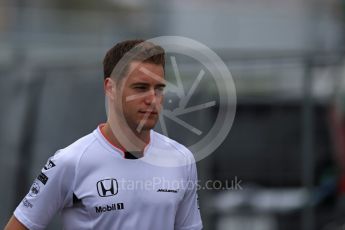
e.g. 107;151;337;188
115;61;165;132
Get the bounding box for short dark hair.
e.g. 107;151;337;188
103;39;165;81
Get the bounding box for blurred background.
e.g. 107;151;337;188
1;0;345;229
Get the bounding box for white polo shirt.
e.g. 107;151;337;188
14;125;203;230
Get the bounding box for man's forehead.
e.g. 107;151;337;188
126;61;165;83
128;61;164;73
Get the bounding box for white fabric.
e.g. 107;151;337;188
14;126;203;230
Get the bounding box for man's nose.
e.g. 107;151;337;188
144;88;156;105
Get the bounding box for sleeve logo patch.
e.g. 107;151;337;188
22;198;33;208
29;182;40;197
37;172;48;185
43;160;56;170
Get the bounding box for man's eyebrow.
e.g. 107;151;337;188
156;83;166;87
130;82;149;87
130;82;166;87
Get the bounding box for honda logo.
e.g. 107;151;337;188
96;179;118;197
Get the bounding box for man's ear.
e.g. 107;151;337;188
104;78;116;100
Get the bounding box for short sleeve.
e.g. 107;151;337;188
175;158;203;230
14;150;76;230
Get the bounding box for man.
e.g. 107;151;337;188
5;39;203;230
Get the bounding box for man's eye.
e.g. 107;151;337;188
134;86;147;90
155;87;165;95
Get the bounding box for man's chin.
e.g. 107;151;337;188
135;120;157;132
137;124;156;132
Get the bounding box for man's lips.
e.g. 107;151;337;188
139;110;158;115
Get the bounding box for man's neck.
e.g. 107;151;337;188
102;122;150;153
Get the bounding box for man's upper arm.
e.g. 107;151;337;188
5;215;28;230
13;151;76;229
175;159;203;230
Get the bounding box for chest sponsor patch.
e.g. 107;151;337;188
95;203;124;213
157;189;179;193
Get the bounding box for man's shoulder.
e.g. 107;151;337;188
52;131;97;165
151;131;195;162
